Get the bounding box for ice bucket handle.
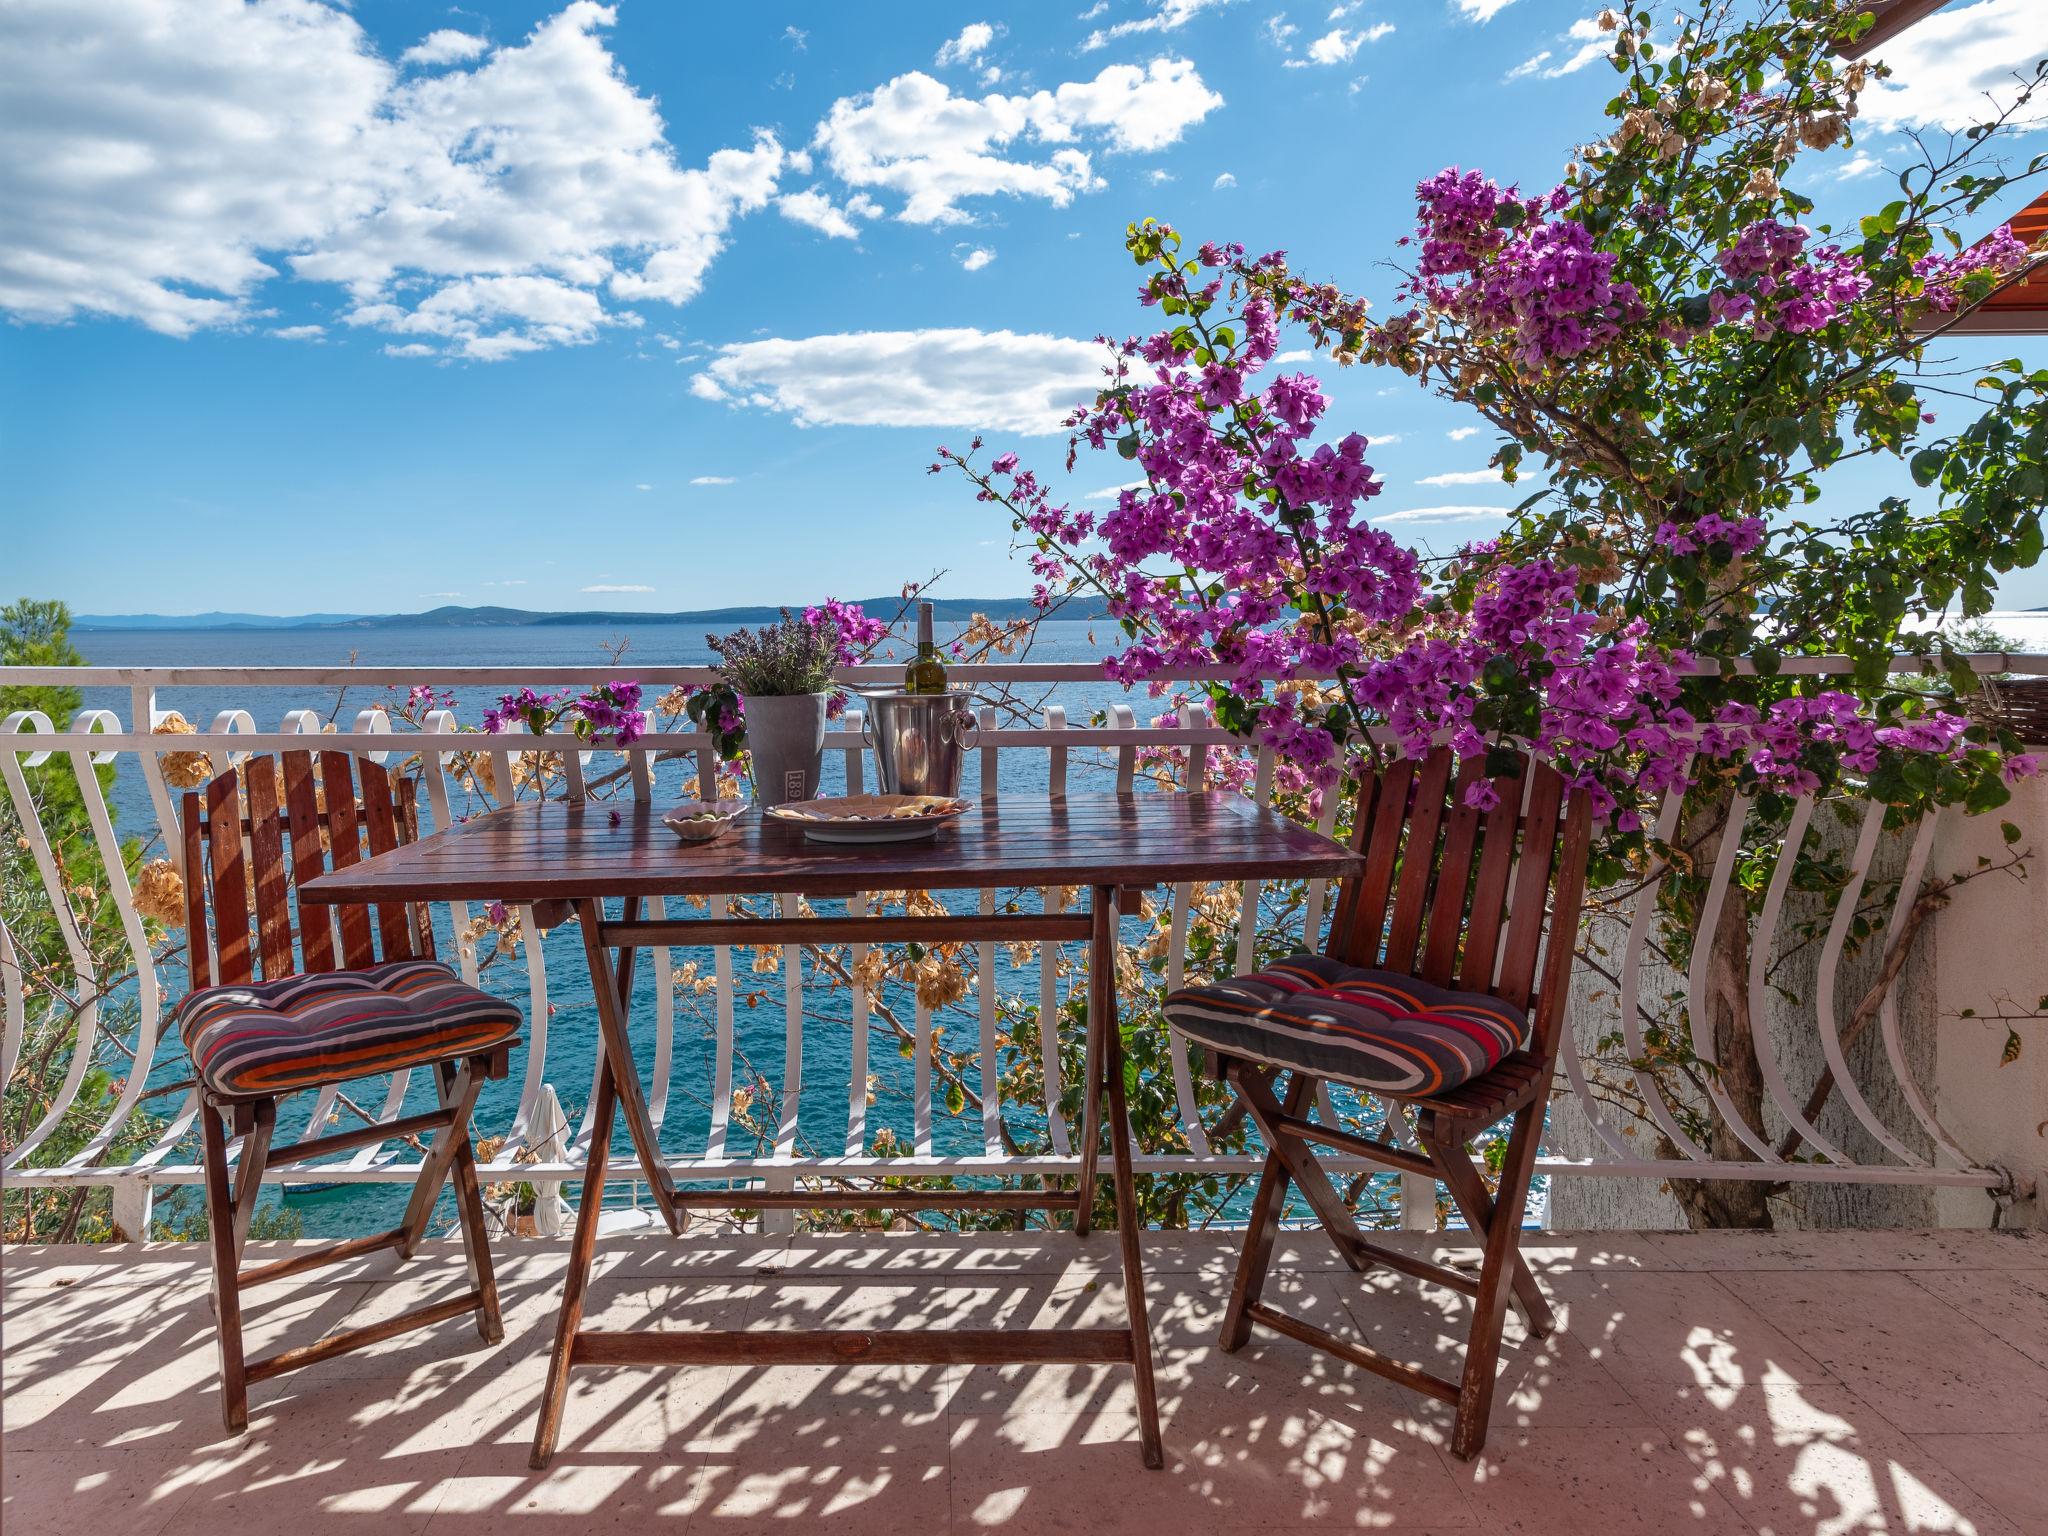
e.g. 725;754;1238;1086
944;705;979;751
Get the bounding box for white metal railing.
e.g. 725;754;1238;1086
3;654;2044;1237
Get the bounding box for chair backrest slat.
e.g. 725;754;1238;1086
1531;789;1595;1056
320;751;378;969
1456;782;1523;994
1330;756;1413;965
244;761;295;981
1495;763;1566;1010
397;778;436;959
359;758;414;963
1322;770;1380;958
1419;756;1488;986
182;791;212;992
1382;746;1454;968
281;751;338;972
206;771;254;985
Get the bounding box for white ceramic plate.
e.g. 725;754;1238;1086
764;794;972;844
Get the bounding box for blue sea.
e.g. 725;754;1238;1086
74;621;1289;1236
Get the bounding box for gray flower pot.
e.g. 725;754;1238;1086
743;691;827;806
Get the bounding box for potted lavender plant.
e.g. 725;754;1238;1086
691;606;872;807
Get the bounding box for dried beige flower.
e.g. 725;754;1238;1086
1797;113;1847;151
152;713;211;791
132;859;185;927
912;952;970;1009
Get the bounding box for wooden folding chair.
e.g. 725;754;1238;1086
1166;746;1593;1460
176;751;520;1431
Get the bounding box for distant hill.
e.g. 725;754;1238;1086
74;598;1114;632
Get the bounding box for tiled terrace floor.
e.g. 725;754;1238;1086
4;1227;2046;1534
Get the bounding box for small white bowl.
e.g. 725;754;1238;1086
662;798;749;843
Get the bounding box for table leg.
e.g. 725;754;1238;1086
576;896;681;1233
1093;884;1164;1467
1073;890;1109;1237
530;1051;617;1469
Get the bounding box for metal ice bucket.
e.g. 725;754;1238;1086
859;690;979;797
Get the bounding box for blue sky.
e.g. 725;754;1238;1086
4;0;2045;616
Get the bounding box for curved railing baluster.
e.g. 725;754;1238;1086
1038;704;1070;1156
975;706;1004;1156
1615;775;1715;1161
1748;794;1852;1165
1875;810;1976;1166
0;711;106;1173
55;711;162;1170
0;914;23;1089
1812;801;1928;1166
1683;792;1782;1163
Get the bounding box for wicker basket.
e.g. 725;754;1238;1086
1979;676;2048;746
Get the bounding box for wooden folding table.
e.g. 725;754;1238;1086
303;791;1363;1469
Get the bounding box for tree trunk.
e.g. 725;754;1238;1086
1664;797;1776;1229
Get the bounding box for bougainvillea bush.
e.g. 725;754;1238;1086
943;0;2048;1225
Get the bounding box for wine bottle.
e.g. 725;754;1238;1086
904;601;948;694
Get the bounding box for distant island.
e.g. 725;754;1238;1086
73;598;1115;632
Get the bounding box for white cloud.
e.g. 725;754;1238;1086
1085;480;1148;498
1271;348;1313;363
420;591;465;599
812;60;1222;224
1265;14;1299;47
1416;468;1501;486
1371;432;1402;444
1859;0;2046;132
689;475;735;485
1505;50;1549;79
400;29;486;67
690;328;1107;434
0;2;788;357
960;246;996;270
270;323;325;340
582;583;656;593
1830;151;1884;182
1447;426;1481;440
778;187;876;240
1083;0;1239;52
483;578;528;586
1286;23;1392;65
935;22;996;66
1451;0;1518;19
1376;504;1510;523
1213;170;1237;189
384;343;437;358
783;25;807;49
1546;19;1613;77
347;273;627;360
634;482;654;490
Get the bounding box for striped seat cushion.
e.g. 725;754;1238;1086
177;960;521;1099
1166;954;1528;1097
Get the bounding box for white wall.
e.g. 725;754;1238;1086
1931;773;2048;1230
